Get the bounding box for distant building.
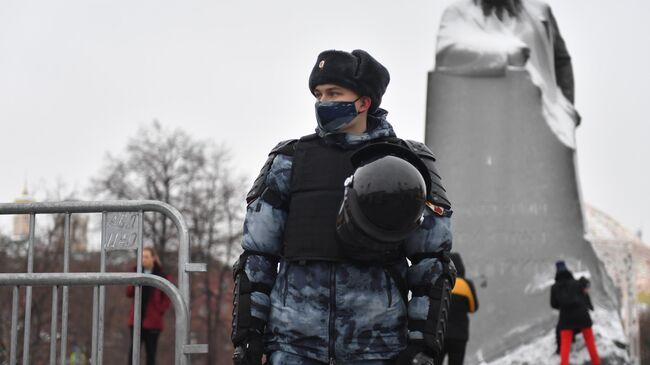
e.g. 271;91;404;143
585;204;650;361
636;249;650;295
11;186;89;253
12;184;34;241
586;205;650;298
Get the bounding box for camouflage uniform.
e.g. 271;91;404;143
240;111;452;364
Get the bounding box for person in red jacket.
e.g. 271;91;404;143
126;247;171;365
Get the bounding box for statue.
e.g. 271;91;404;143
424;0;628;363
436;0;579;149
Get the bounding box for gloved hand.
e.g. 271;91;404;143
395;343;435;365
232;334;264;365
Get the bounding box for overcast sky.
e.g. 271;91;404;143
1;0;648;241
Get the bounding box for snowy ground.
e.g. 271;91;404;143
479;307;630;365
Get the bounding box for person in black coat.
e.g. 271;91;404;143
550;261;600;365
435;252;479;365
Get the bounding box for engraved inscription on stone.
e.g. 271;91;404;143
103;212;139;251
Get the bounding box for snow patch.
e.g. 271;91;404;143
480;307;629;365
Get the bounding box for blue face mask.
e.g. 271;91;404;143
315;98;360;132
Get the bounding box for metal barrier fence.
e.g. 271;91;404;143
0;200;208;365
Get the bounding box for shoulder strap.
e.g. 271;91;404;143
403;140;451;210
403;139;437;161
271;138;299;156
245;139;298;206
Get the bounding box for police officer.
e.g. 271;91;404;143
232;49;454;365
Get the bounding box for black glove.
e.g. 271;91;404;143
233;334;264;365
395;342;435;365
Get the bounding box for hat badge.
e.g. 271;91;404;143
318;60;325;69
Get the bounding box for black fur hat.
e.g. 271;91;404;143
309;49;390;113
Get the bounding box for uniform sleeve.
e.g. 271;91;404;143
240;154;292;323
403;210;453;341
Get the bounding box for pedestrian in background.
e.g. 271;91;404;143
550;260;600;365
126;247;171;365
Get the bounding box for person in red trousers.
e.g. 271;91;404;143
550;261;600;365
126;247;171;365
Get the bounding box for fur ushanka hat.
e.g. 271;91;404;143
309;49;390;113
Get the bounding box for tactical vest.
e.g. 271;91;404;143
275;134;450;262
283;134;363;262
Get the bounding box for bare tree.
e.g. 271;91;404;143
177;146;246;364
0;154;246;364
92;121;207;253
91;121;246;363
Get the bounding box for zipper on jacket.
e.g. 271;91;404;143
328;263;337;364
384;269;392;307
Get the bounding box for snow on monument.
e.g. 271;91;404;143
425;0;629;363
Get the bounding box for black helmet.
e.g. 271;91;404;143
336;143;429;262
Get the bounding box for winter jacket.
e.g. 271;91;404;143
445;253;478;341
550;270;593;330
126;264;171;330
240;110;453;363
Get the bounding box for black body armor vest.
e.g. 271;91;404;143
283;135;360;262
278;134;450;263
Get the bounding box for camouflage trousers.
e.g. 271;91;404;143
268;351;393;365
